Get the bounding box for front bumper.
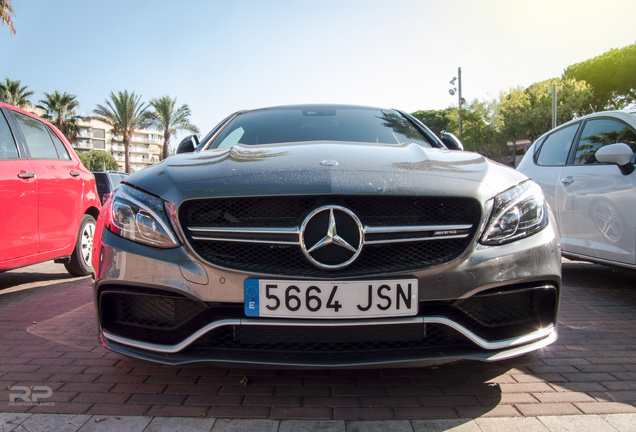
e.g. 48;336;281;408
94;219;561;368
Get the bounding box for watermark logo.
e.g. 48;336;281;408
7;385;54;406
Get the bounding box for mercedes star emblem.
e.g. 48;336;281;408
300;205;363;269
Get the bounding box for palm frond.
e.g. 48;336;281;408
1;0;16;37
93;90;149;173
0;78;34;107
147;95;199;159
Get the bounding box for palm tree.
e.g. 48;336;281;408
1;0;16;38
0;78;34;107
93;90;149;173
37;90;82;143
147;96;199;160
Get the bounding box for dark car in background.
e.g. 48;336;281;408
93;170;129;205
0;102;101;276
93;104;561;368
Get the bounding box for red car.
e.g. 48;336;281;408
0;102;101;276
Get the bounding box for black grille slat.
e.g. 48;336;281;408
179;196;481;277
182;196;316;228
191;239;469;277
181;196;477;228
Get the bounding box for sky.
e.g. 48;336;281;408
2;0;635;148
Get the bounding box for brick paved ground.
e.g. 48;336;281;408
1;259;635;421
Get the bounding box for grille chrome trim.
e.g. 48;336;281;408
364;224;473;234
364;234;470;245
190;227;300;235
191;237;299;245
102;317;555;355
188;224;473;245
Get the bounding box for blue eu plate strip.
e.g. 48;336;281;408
244;279;259;317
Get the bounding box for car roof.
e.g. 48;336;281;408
233;103;396;115
563;109;636;124
1;102;52;123
1;102;77;150
537;109;636;140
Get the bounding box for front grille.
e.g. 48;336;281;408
179;196;481;277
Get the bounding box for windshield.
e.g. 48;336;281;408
207;106;435;149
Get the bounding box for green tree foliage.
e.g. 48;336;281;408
37;90;82;143
146;96;199;160
523;77;593;142
447;99;508;163
497;87;531;166
1;0;15;38
93;90;149;173
409;46;623;165
498;87;530;143
77;150;119;172
0;78;33;107
564;44;636;110
410;108;453;136
497;87;531;164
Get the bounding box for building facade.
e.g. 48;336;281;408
21;104;163;173
75;117;163;173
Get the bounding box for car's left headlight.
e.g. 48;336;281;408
107;184;179;248
480;181;548;245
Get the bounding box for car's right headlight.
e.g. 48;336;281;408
480;180;548;245
107;184;179;248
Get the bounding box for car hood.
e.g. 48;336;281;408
128;142;527;203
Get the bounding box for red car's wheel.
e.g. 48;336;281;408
65;214;96;276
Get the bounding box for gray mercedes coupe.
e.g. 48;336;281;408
92;104;561;368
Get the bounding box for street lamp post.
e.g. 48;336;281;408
549;84;557;129
449;67;463;140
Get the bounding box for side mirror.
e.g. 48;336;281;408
176;134;200;154
441;132;464;151
595;143;635;175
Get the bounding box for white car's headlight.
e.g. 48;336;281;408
108;184;179;248
481;181;548;245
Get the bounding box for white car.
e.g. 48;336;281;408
517;110;636;270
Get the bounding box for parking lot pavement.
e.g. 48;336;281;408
0;413;634;432
1;259;635;430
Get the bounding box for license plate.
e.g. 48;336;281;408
244;279;418;319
